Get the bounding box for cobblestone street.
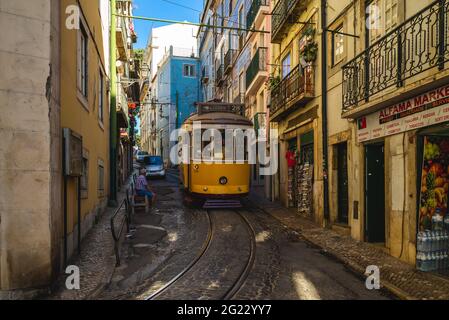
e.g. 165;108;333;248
46;170;392;300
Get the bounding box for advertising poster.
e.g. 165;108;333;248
418;136;449;230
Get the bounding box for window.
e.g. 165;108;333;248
98;160;105;197
367;0;399;45
238;6;244;32
385;0;398;31
81;150;89;199
99;70;104;123
282;53;291;79
78;22;89;98
183;64;196;77
332;26;345;65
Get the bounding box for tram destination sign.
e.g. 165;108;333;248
357;84;449;143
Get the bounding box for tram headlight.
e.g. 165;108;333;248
219;176;228;185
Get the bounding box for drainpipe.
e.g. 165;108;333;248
321;0;330;223
109;0;118;207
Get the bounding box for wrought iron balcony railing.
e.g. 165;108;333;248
224;49;237;73
342;0;449;115
246;47;268;90
271;0;303;43
215;64;224;86
247;0;268;30
270;65;314;118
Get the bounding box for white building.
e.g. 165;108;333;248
140;24;198;160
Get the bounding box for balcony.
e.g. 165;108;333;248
116;15;131;61
246;47;268;94
224;49;237;74
270;65;314;121
215;64;224;86
247;0;269;30
342;0;449;117
271;0;307;43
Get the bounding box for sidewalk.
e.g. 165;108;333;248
47;183;131;300
248;187;449;300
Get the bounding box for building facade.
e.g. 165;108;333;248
156;47;201;165
115;0;138;191
60;0;112;264
268;0;326;225
0;0;116;294
198;0;273;193
140;24;198;160
337;0;449;267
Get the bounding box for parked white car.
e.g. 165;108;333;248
143;156;166;179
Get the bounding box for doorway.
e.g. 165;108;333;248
365;143;386;243
337;143;349;224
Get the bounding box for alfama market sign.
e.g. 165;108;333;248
357;84;449;143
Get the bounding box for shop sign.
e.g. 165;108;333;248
357;85;449;143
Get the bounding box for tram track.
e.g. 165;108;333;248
145;208;256;300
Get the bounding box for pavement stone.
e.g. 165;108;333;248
248;187;449;300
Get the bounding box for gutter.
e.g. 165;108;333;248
321;0;330;222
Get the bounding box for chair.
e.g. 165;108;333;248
128;182;148;214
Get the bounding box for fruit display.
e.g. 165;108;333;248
419;137;449;231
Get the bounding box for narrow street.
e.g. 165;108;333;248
4;0;449;304
91;170;390;300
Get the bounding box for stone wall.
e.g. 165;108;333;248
0;0;61;293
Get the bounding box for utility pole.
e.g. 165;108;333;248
109;0;118;207
321;0;330;223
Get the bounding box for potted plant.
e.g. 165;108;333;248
267;75;281;90
299;26;318;66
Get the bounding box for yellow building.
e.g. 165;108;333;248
269;0;324;224
60;0;110;261
245;0;271;191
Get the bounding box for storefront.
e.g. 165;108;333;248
284;130;314;218
357;84;449;271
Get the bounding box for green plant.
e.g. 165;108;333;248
300;26;318;64
267;75;281;89
302;25;316;39
301;42;318;63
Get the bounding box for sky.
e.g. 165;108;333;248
133;0;205;50
132;1;204;135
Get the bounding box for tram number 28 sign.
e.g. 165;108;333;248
357;84;449;143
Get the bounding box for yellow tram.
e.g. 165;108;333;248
179;102;253;208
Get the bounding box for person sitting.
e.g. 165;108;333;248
135;169;156;210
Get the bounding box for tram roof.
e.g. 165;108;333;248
183;102;253;127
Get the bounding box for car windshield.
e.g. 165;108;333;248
144;156;163;165
138;151;148;156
